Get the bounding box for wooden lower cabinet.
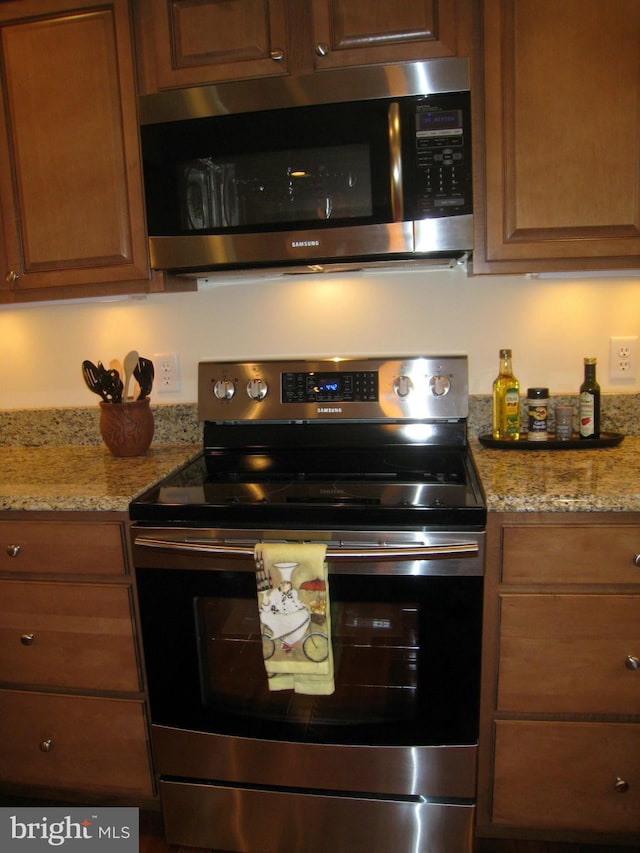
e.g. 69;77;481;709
0;580;141;692
497;593;639;714
493;721;640;834
0;691;153;798
0;512;155;804
477;512;640;845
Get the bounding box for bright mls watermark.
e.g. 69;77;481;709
0;808;138;851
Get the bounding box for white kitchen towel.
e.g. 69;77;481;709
254;542;334;695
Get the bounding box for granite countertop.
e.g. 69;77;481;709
1;401;639;515
2;438;638;515
0;445;200;512
471;434;640;513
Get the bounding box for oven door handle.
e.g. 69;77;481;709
133;536;479;562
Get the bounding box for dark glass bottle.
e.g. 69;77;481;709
579;357;600;439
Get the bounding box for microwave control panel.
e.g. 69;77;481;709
407;92;472;219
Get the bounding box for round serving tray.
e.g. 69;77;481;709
478;432;624;450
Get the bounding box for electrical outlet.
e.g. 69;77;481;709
154;352;180;393
609;336;638;380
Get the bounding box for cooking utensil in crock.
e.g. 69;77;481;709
134;356;155;399
97;361;123;403
123;349;139;400
82;360;109;402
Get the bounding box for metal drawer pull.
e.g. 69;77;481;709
634;553;640;566
134;537;478;561
6;544;21;557
39;739;53;753
20;633;35;646
625;655;639;671
614;777;629;793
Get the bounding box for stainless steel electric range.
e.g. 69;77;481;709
130;356;486;853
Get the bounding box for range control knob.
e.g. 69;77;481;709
430;374;451;397
213;379;235;400
393;375;413;398
247;378;268;401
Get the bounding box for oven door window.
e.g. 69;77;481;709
137;569;482;747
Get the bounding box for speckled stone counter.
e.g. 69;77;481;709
1;398;639;515
471;435;640;513
0;445;200;512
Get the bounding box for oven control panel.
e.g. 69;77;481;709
199;356;468;423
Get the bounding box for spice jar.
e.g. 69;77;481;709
527;387;549;441
554;405;573;441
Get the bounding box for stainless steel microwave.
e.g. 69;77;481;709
139;58;472;276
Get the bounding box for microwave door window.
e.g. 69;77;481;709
177;145;373;232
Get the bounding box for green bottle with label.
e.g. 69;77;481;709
492;348;520;440
579;356;600;439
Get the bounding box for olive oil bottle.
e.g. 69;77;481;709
492;349;520;440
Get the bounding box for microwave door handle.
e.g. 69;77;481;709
388;101;404;221
133;537;478;562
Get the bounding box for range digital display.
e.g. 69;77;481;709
282;371;378;403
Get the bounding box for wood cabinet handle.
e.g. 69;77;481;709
625;655;639;671
39;739;53;753
6;544;21;557
315;42;329;56
634;553;640;566
20;633;35;646
614;777;629;793
270;48;284;61
5;270;19;284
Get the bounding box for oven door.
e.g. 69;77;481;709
133;528;483;751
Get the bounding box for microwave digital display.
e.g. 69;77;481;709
416;109;463;134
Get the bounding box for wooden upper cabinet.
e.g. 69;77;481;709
474;0;640;274
134;1;467;92
311;0;458;70
0;0;152;298
137;0;290;90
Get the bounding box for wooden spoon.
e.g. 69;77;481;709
122;349;139;401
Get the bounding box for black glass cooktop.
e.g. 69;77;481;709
129;448;486;528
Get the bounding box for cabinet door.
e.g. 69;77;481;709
497;594;640;714
501;524;640;585
0;0;150;296
139;0;289;90
0;519;127;576
0;580;141;692
474;0;640;273
0;689;154;796
311;0;457;70
493;721;640;834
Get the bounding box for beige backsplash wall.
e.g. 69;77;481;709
0;266;639;410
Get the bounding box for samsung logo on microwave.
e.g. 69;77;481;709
317;407;343;413
291;240;320;248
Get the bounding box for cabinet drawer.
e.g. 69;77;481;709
497;594;640;714
0;689;153;797
493;721;640;834
501;525;640;584
0;581;140;692
0;521;126;575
